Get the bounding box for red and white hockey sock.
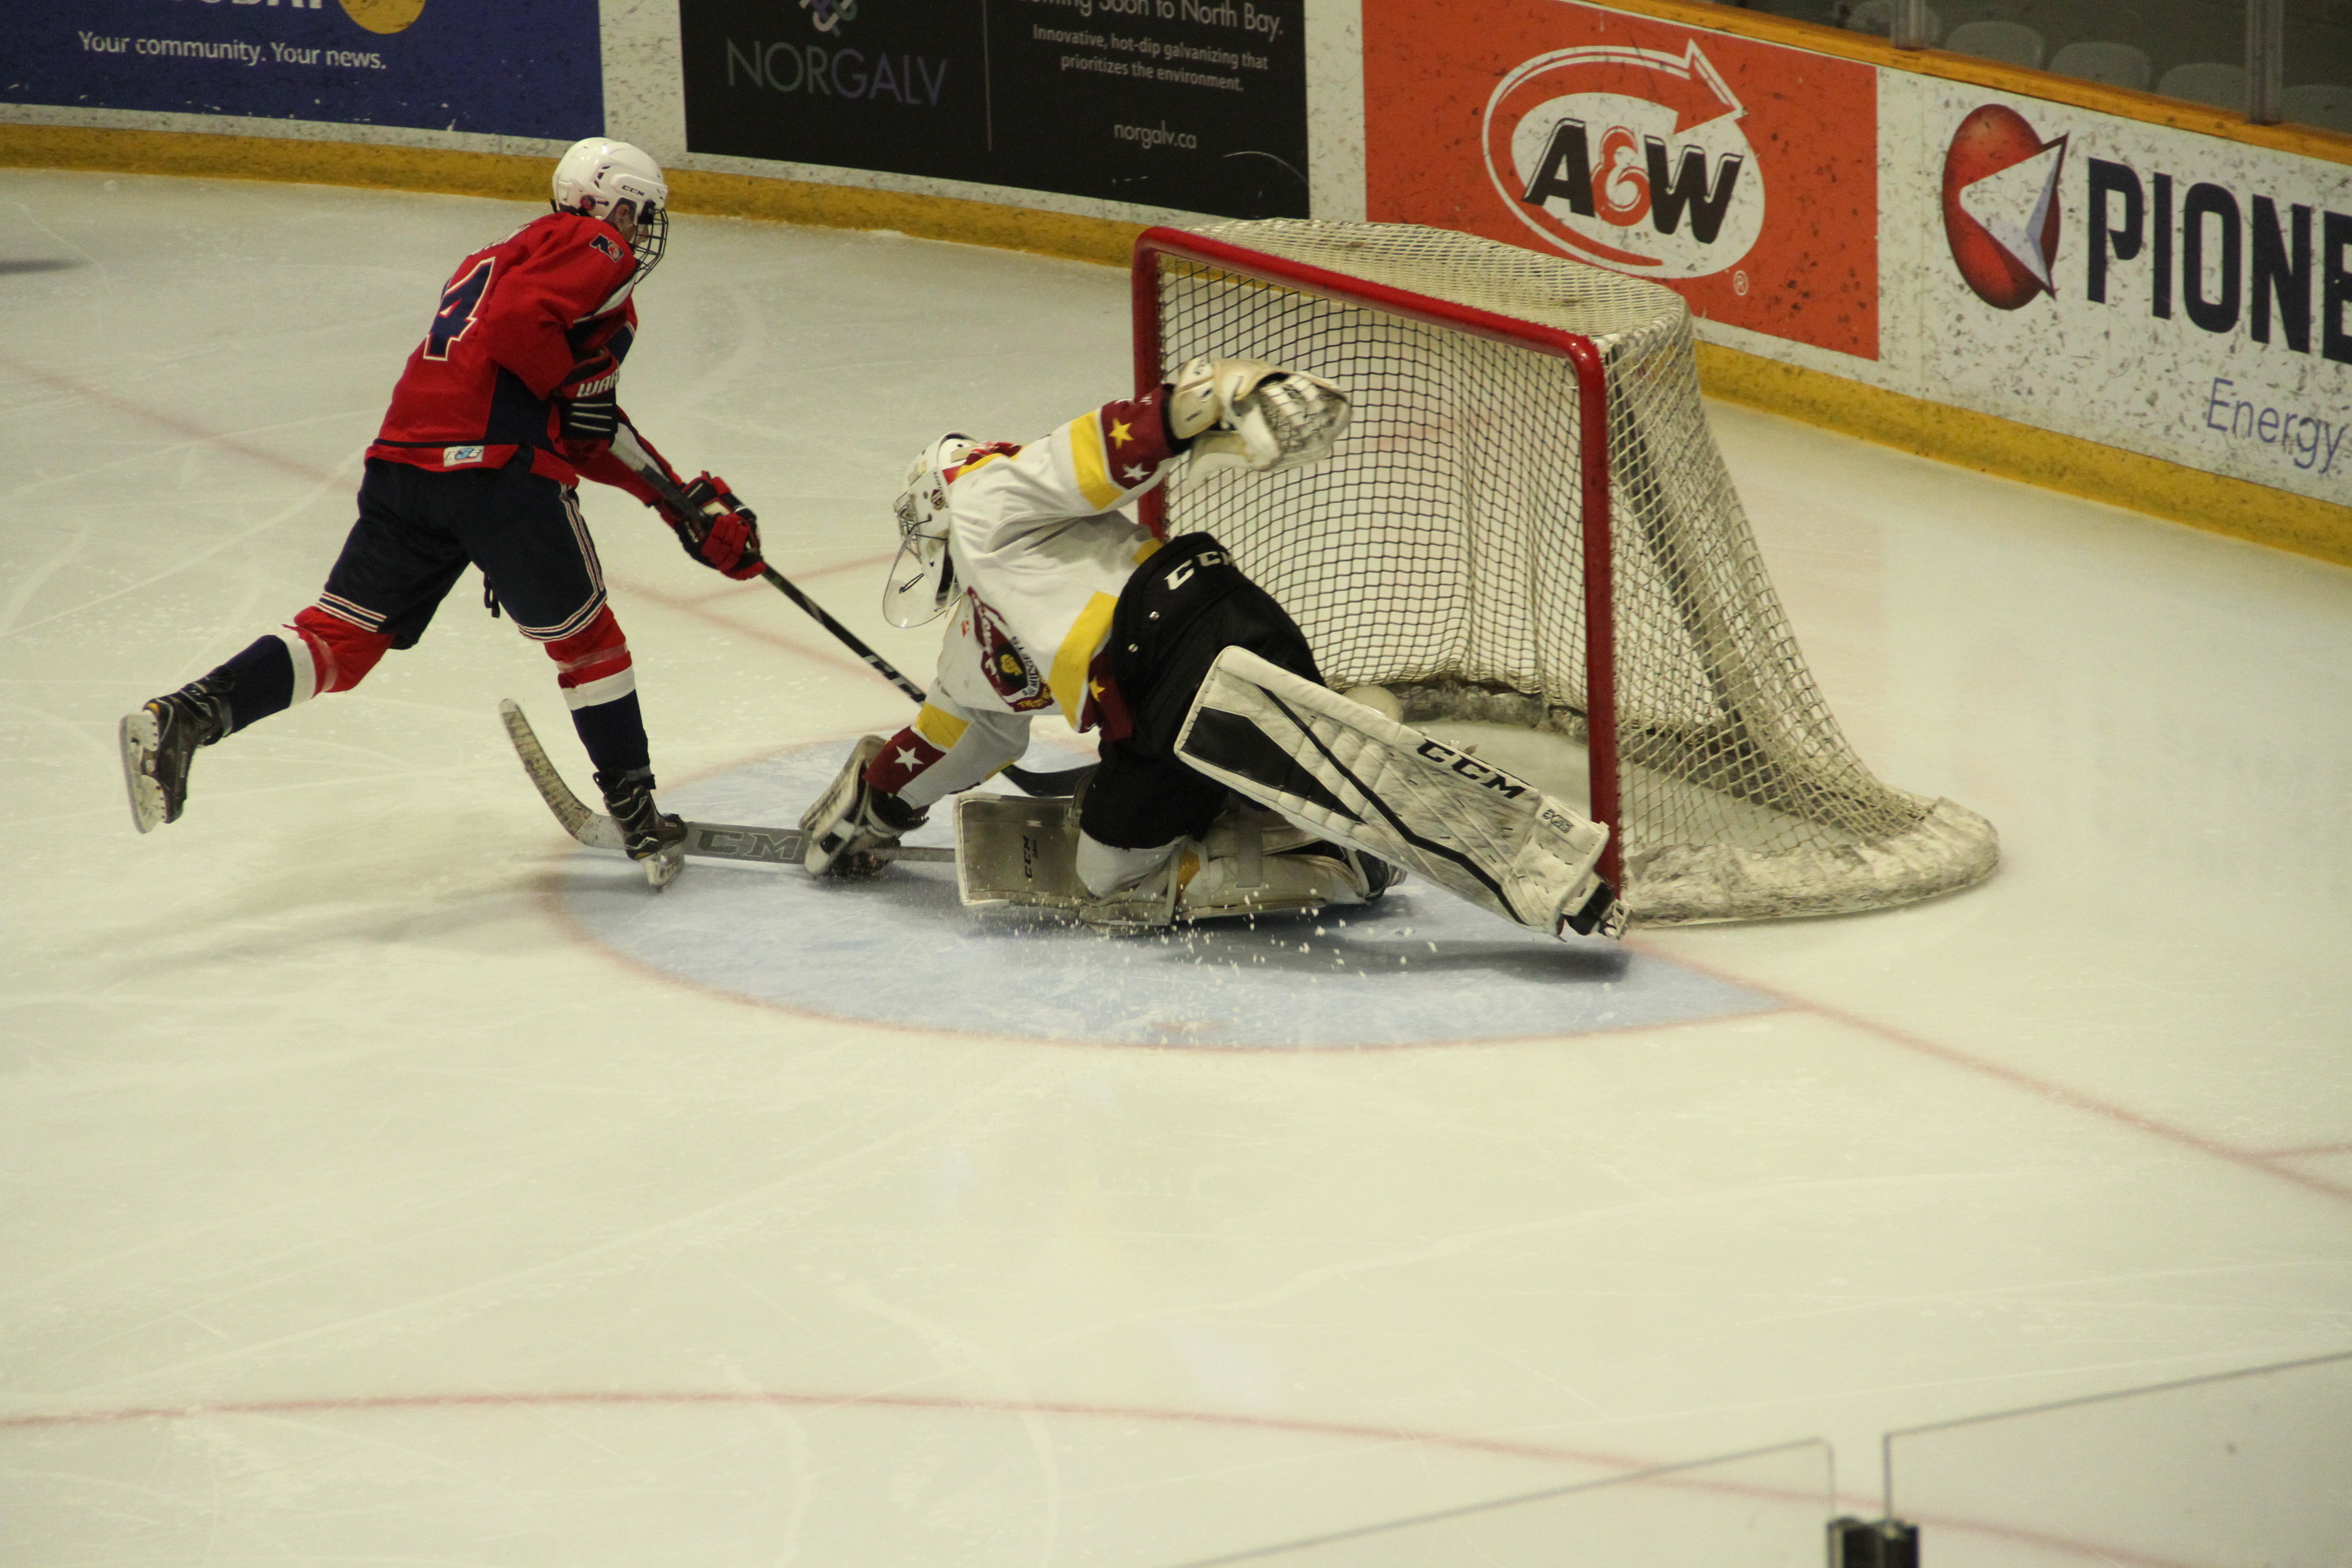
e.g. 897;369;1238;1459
287;603;395;698
542;606;651;782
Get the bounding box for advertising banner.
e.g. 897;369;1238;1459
0;1;603;142
1363;0;1879;360
1892;76;2352;503
679;0;1309;219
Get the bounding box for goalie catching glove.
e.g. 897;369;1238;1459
1167;357;1349;477
659;471;765;580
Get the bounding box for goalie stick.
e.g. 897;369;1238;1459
610;429;1089;799
499;698;953;868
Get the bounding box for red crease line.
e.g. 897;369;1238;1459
1634;941;2352;1208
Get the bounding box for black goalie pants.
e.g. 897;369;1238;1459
1078;532;1324;851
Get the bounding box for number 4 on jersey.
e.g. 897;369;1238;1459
424;257;494;360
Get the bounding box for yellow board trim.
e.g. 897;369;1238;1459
1695;344;2352;568
0;124;1145;264
4;120;2344;566
1049;592;1121;726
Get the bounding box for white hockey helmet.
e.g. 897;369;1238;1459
551;138;670;284
883;433;975;628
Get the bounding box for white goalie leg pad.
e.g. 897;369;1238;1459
1072;832;1183;931
1175;848;1365;922
1170;802;1371;922
1075;832;1183;898
1076;847;1182;932
1175;648;1624;938
1078;843;1365;933
962;799;1375;932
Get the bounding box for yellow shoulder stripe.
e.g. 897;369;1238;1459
1049;591;1120;726
1066;413;1124;512
947;448;1009;482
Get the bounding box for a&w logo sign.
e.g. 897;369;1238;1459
1483;42;1764;278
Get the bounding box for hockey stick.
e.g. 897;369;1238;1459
748;566;1090;796
499;699;953;867
613;431;1088;797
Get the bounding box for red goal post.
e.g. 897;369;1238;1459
1134;222;1628;896
1130;220;1999;926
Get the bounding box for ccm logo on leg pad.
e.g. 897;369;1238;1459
1414;737;1532;799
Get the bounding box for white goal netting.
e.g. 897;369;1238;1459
1143;219;1997;925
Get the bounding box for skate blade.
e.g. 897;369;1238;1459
119;710;165;834
645;841;686;891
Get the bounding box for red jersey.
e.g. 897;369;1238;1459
367;211;654;496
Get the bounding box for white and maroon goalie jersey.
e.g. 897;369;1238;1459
932;390;1183;733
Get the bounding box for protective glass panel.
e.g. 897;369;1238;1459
1138;1438;1837;1568
2282;2;2352;131
1884;1351;2352;1567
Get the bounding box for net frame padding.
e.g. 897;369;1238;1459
1142;219;1997;925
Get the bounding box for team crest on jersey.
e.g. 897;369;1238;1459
972;597;1051;711
590;233;623;262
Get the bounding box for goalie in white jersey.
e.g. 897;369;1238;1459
799;358;1626;940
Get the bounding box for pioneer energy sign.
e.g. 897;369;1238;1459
1893;78;2350;501
1943;103;2068;311
1366;0;1878;359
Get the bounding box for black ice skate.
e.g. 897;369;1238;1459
596;769;689;889
120;676;232;833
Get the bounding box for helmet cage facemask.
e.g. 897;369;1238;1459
882;435;974;628
552;141;669;293
558;185;667;288
610;196;667;283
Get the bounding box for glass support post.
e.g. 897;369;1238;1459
2246;0;2286;122
1891;0;1932;49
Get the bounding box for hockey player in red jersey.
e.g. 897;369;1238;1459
119;138;761;886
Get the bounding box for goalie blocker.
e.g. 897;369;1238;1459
1175;648;1628;940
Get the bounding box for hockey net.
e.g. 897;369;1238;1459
1135;219;1998;926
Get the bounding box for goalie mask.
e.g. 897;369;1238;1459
883;433;975;628
552;138;670;299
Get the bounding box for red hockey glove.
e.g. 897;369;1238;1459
667;473;765;581
556;350;621;445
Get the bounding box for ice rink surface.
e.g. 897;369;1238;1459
3;170;2348;1566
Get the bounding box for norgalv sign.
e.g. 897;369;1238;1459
679;0;1311;220
1895;78;2350;501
